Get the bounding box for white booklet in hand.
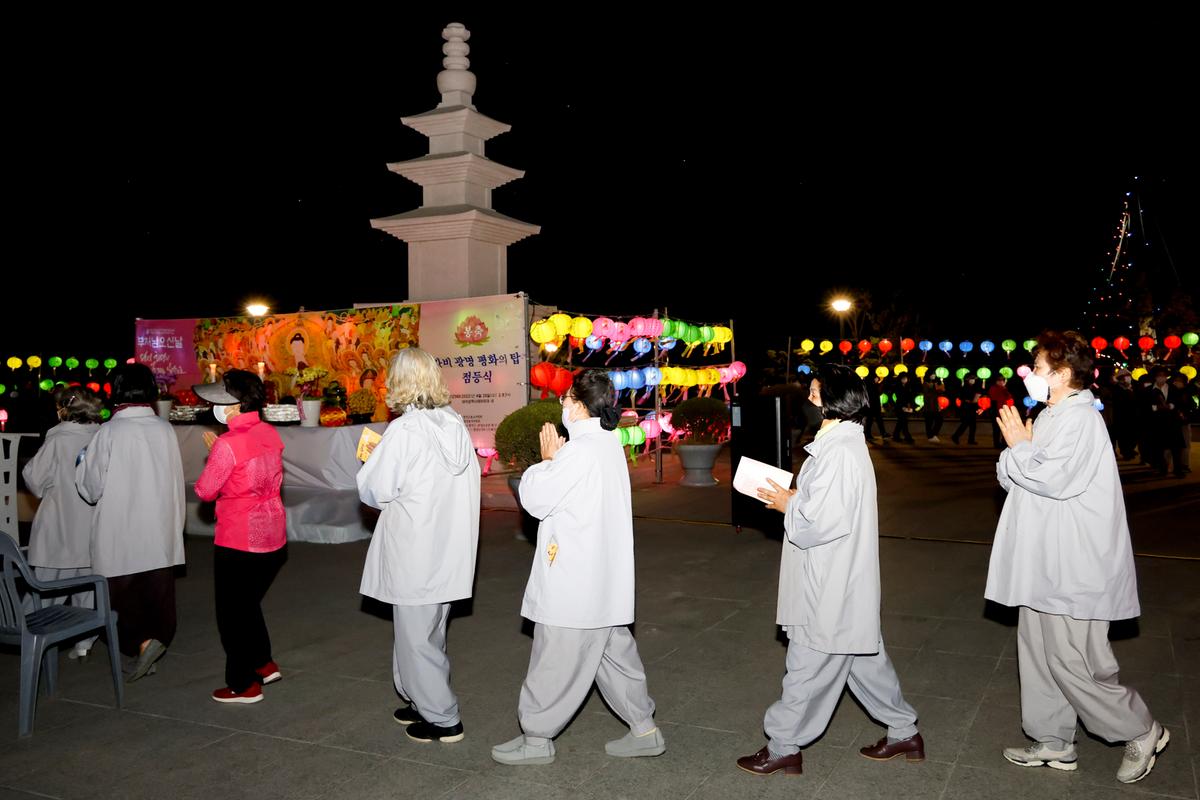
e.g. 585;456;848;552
733;456;794;499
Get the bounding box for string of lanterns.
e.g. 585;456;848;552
1;356;131;397
530;314;734;360
788;334;1198;362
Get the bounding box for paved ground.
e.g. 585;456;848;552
2;440;1196;799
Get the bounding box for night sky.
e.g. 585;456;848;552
7;11;1196;363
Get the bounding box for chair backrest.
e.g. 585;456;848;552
0;534;30;635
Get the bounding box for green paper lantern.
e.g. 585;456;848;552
104;358;118;369
55;381;67;388
39;379;54;391
955;368;969;380
1182;332;1199;347
685;325;701;344
999;367;1014;379
879;393;889;405
700;325;715;343
100;408;112;421
628;426;646;447
915;394;925;408
935;367;949;380
85;359;100;370
1023;339;1036;352
1001;339;1016;353
0;384;6;395
977;367;992;380
48;357;63;368
66;357;80;369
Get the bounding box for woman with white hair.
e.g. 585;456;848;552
357;347;481;744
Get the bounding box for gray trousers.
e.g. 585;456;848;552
765;629;919;757
393;603;460;727
518;623;657;741
1017;607;1153;747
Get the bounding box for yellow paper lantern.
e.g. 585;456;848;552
6;357;22;370
28;356;43;369
800;339;814;353
530;320;556;344
569;316;593;339
713;326;733;344
1131;367;1148;381
915;365;929;379
548;313;572;337
875;366;889;378
855;366;869;378
1180;366;1197;380
702;368;722;386
894;364;908;375
819;340;833;354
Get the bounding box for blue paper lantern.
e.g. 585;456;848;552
626;369;646;390
632;338;653;356
585;335;604;351
959;341;974;354
642;367;662;386
939;340;954;353
1023;396;1037;409
918;340;933;352
980;340;995;354
796;364;812;375
610;371;628;391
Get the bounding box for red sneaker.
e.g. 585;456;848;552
256;661;282;685
212;684;264;704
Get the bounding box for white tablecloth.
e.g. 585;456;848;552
175;422;387;544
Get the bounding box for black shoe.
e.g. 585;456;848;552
406;720;465;743
393;703;425;725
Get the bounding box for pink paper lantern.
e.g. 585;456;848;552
640;419;662;438
610;322;631;342
592;317;614;338
1017;365;1031;378
628;318;648;338
730;361;747;379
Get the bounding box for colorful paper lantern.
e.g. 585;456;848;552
1113;336;1130;355
1131;367;1148;380
1001;339;1016;354
609;370;629;392
0;384;6;395
38;379;54;391
977;367;992;380
530;361;555;391
585;335;605;352
915;366;928;379
1023;339;1036;353
1182;332;1198;347
1164;334;1182;349
800;339;814;353
956;367;969;380
901;338;916;353
66;357;79;369
548;313;572;337
878;339;893;355
610;322;631;343
1138;336;1155;352
855;366;869;378
640;418;662;438
914;394;925;408
1017;365;1031;378
729;362;747;380
592;317;615;339
628;318;648;338
980;340;995;355
839;340;853;355
999;367;1014;379
1092;399;1105;412
875;366;889;378
937;396;950;410
659;338;677;351
103;358;117;370
879;393;889;405
959;341;974;354
85;359;100;370
632;338;653;356
819;340;833;354
530;320;556;344
625;369;646;390
99;408;112;421
977;396;992;411
1023;396;1037;409
6;357;21;369
938;340;953;354
570;317;593;339
1180;366;1197;380
858;340;872;355
1091;336;1108;352
643;367;662;386
797;364;812;375
919;340;933;352
28;356;43;369
934;367;949;379
48;357;63;368
86;382;101;393
894;364;908;375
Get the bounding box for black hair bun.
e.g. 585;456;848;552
599;405;621;431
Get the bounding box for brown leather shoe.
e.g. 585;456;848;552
859;733;925;762
736;745;803;776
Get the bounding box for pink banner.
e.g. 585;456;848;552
135;318;200;389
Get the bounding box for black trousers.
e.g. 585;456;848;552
952;415;977;443
924;414;943;439
214;545;287;692
892;410;914;441
108;567;177;657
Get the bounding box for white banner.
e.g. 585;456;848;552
416;294;528;450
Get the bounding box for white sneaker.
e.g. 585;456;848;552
929;436;941;442
491;735;555;766
1117;722;1169;784
1002;742;1078;771
606;727;666;758
68;644;90;661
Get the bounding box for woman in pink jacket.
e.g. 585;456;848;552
194;370;287;704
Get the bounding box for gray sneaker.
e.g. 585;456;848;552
491;735;556;766
126;640;167;683
1002;742;1078;771
606;727;666;758
1117;722;1169;784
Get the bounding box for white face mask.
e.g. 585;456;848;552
1023;373;1050;403
213;404;233;425
561;405;573;428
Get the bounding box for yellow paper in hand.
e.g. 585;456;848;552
356;427;383;462
547;542;558;566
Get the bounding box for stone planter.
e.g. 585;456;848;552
675;442;724;487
